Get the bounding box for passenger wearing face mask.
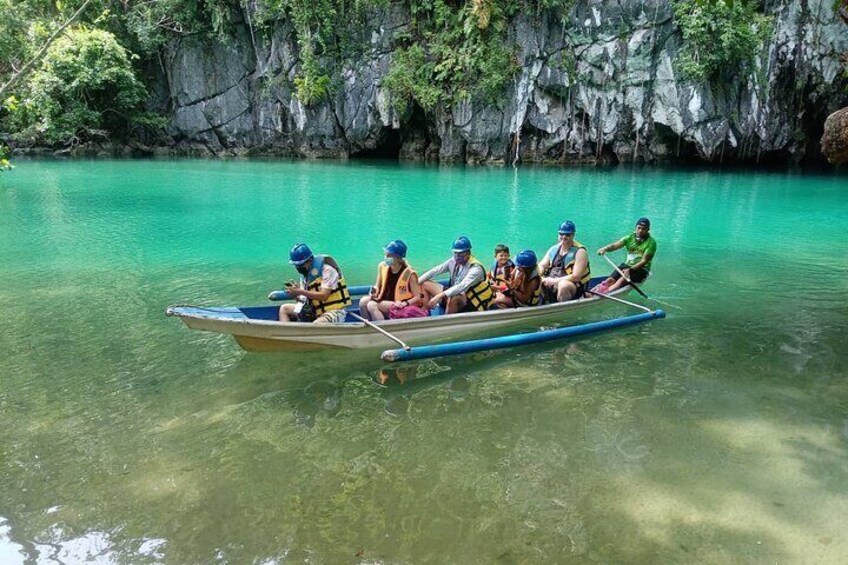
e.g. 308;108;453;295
358;240;427;320
592;217;657;295
278;243;351;323
419;236;494;314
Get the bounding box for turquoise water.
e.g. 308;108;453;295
1;159;847;563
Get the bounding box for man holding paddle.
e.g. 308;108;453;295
593;217;657;294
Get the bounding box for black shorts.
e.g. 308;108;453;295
610;263;649;283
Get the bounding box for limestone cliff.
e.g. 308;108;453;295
151;0;848;165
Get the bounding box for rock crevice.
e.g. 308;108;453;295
154;0;848;165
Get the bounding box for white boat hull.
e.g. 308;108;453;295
167;284;634;352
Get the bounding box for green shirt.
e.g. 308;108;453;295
620;233;657;270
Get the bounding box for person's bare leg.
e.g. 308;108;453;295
556;279;577;302
491;292;512;309
366;300;385;320
420;280;442;301
358;296;373;320
279;303;298;321
446;294;467;314
606;268;633;292
377;301;393;318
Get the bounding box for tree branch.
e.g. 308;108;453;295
0;0;93;102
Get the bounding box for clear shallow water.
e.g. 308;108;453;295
1;159;847;564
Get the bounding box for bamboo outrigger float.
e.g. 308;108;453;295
166;277;666;360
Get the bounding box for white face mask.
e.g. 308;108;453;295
385;257;396;267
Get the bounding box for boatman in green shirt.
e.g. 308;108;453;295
593;217;657;294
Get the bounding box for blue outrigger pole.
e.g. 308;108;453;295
380;309;666;363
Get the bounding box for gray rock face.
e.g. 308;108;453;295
155;0;848;164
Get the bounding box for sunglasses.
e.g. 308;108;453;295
558;232;574;237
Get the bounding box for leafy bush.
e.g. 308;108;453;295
0;143;11;171
673;0;773;83
254;0;387;105
384;0;522;113
124;0;237;53
9;27;146;145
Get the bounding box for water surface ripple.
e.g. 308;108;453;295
1;160;846;563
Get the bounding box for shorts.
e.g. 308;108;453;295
313;309;348;324
611;263;649;283
541;277;586;302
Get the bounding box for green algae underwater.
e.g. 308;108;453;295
1;159;847;564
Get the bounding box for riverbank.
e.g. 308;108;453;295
7;142;848;170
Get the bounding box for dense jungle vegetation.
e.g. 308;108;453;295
0;0;830;161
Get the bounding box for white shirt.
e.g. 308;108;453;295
300;264;340;290
420;257;486;298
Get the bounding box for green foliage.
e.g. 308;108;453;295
384;0;521;113
124;0;238;53
673;0;773;83
9;27;146;145
0;143;12;171
382;0;576;112
254;0;387;105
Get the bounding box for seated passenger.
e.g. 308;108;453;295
488;244;515;293
419;236;494;314
537;220;591;302
491;249;542;308
359;239;427;320
593;217;657;294
279;243;351;324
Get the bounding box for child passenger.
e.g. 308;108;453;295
490;249;542;309
488;244;515;293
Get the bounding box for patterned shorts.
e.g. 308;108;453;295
313;309;347;324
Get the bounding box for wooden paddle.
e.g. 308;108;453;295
602;253;649;299
600;253;682;310
349;311;412;351
586;285;652;313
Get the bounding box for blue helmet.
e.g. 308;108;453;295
558;220;576;235
384;239;408;258
452;236;472;252
515;249;538;268
288;243;313;265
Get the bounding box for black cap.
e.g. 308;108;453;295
636;217;650;228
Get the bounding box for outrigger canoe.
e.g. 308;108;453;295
166;277;665;359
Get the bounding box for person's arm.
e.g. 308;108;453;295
510;269;527;302
291;265;337;301
537;245;555;275
628;239;656;271
294;286;331;301
566;248;589;283
514;276;539;304
401;272;424;307
370;268;382;298
418;260;448;283
597;238;625;255
444;264;485;298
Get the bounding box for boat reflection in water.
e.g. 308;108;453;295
281;346;531;425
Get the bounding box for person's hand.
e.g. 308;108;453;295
393;300;406;308
288;287;303;297
369;286;378;298
428;292;445;309
597;246;607;256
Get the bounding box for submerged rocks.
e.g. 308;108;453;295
154;0;848;166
